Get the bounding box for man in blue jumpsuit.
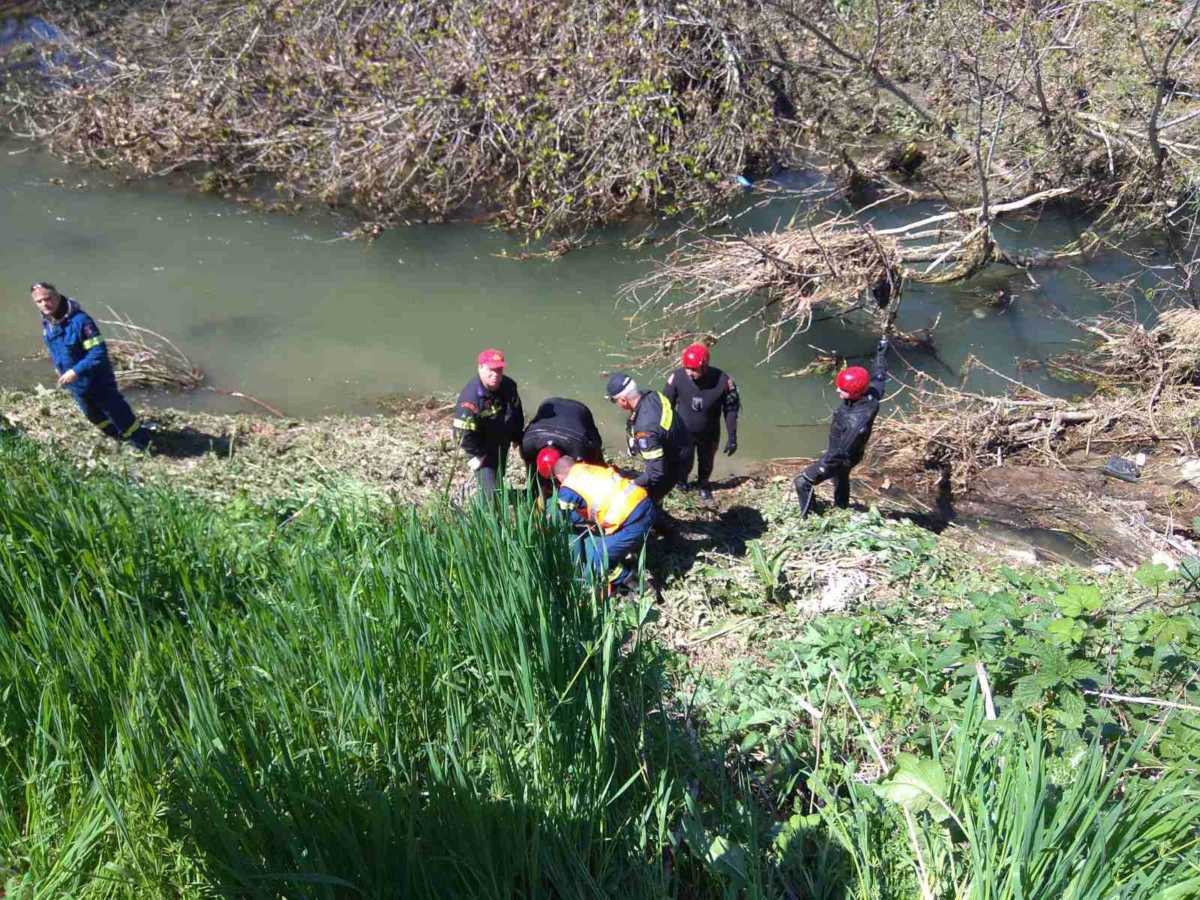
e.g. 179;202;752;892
31;282;150;451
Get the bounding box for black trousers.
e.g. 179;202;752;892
794;458;851;517
473;443;509;499
684;428;720;487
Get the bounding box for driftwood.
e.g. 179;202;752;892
100;308;204;392
870;309;1200;492
624;187;1082;362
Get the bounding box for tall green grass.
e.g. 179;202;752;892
1;430;1197;898
0;433;670;897
812;690;1200;899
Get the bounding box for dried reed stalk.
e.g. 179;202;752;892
99;307;204;392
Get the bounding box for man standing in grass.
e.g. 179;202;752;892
452;348;524;497
31;281;150;451
536;447;656;596
604;371;691;504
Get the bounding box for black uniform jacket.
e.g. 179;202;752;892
521;397;604;464
663;366;740;439
626;390;690;491
822;347;888;469
453;375;524;458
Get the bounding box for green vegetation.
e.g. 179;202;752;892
2;428;1199;897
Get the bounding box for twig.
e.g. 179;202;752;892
1083;689;1200;714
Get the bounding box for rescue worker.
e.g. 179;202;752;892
537;448;655;595
604;372;691;503
30;282;150;451
520;397;604;467
452;348;524;498
795;337;889;517
663;342;740;500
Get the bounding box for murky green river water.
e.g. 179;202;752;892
0;137;1143;473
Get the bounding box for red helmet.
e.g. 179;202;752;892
681;342;710;369
536;447;562;479
836;366;870;399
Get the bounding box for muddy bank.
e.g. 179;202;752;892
6;385;1195;568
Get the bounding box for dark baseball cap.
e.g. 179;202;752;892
605;372;634;400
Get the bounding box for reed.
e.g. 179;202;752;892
0;432;669;897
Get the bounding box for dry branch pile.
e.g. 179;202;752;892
99;308;203;392
624;215;901;359
872;310;1200;491
9;0;791;234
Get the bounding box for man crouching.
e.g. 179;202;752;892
537;448;656;597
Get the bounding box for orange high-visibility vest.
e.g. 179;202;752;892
562;463;649;535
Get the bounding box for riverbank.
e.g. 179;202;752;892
2;401;1199;897
4;375;1197;665
6;1;1195;242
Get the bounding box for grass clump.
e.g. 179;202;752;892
0;431;671;897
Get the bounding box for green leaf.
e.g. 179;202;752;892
1047;617;1085;645
874;753;950;821
1135;562;1175;589
1012;676;1045;709
1055;583;1102;617
1064;658;1101;682
706;835;748;882
1052;690;1086;730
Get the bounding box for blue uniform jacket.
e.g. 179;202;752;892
42;299;118;396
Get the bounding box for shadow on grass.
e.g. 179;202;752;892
656;502;768;581
146;426;230;459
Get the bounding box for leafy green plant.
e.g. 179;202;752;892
746;539;789;604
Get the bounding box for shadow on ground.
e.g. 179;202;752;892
656;501;768;581
147;426;230;459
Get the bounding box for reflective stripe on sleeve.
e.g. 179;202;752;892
452;418;477;431
640;448;664;460
82;337;105;351
656;392;674;431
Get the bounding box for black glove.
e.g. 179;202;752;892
723;439;738;456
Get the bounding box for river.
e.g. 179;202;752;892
0;136;1146;475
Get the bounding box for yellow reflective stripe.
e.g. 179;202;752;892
563;464;648;534
656;392;674;431
640;448;664;460
452;418;477;431
607;565;624;583
557;499;577;511
82;337;105;350
121;418;142;438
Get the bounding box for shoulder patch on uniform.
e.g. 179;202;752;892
637;436;653;450
82;322;98;338
460;401;479;413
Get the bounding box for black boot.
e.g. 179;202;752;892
794;475;816;518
